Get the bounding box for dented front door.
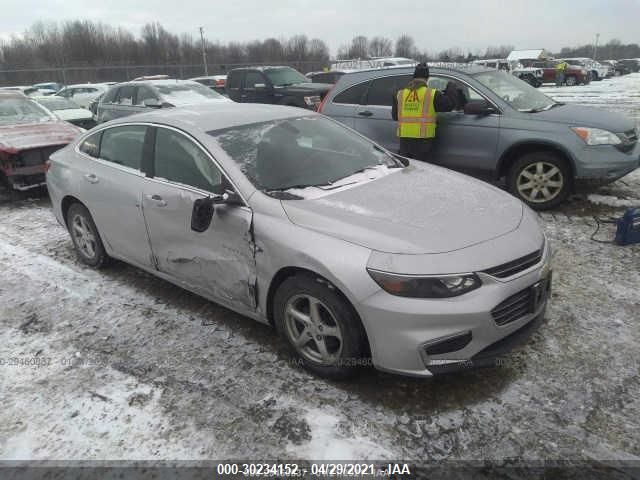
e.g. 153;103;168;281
142;180;257;312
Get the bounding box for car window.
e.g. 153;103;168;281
333;81;369;105
117;86;135;105
135;86;157;106
57;89;71;98
102;87;118;104
227;72;242;90
100;126;146;170
154;128;223;193
79;131;102;158
428;75;484;110
245;71;265;88
365;75;411;106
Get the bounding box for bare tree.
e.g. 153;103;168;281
348;35;369;58
395;35;415;58
369;36;392;57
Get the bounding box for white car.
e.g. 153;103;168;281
56;84;110;109
32;96;95;129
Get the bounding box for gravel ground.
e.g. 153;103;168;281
0;74;639;465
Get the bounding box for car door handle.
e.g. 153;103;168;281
84;173;99;184
358;110;373;117
146;194;167;207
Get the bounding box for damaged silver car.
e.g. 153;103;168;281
47;103;552;378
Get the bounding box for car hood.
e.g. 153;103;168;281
275;82;333;95
281;163;524;254
54;109;93;121
532;104;635;132
0;121;82;152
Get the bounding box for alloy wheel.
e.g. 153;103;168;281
516;161;564;204
71;213;97;259
284;294;343;365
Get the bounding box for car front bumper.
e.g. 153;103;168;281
358;241;552;377
574;142;640;188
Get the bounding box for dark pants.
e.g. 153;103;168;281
555;71;565;86
399;137;434;162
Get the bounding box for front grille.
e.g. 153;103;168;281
491;287;533;326
482;250;542;278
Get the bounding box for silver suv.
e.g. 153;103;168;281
97;79;229;123
320;66;639;209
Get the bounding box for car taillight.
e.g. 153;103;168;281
44;159;52;172
317;86;334;113
215;79;225;87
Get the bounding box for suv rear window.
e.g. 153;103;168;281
227;72;242;90
333;82;369;104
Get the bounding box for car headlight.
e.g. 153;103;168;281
571;127;622;146
303;95;321;107
367;269;481;298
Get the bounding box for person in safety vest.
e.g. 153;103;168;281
555;61;568;86
391;63;457;161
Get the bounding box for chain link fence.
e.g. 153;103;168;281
0;60;327;87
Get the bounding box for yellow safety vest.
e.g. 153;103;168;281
555;62;568;72
396;86;437;139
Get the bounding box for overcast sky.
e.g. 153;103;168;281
1;0;638;55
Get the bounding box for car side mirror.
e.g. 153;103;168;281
191;197;215;232
214;189;244;206
143;98;162;108
463;100;496;116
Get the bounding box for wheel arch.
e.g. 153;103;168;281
265;266;372;356
61;195;86;227
495;141;576;183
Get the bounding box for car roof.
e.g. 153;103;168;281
102;102;312;133
189;75;226;80
229;66;294;72
121;79;199;86
334;64;493;81
62;84;108;89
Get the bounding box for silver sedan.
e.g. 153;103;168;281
46;103;552;378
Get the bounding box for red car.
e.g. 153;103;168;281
523;60;590;86
0;91;83;192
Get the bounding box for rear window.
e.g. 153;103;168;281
99;125;147;170
227;72;242;90
333;81;369;105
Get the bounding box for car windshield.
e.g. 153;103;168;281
208;115;402;193
264;68;308;86
37;97;78;110
154;82;225;105
473;70;556;112
0;97;56;124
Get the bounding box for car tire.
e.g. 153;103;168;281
565;75;577;86
507;152;571;210
66;203;111;268
274;274;368;379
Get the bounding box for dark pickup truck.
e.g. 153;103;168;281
226;66;332;110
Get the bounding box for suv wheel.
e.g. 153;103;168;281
565;75;577;86
66;203;111;268
507;152;571;210
274;274;368;379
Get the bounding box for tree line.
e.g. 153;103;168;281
0;20;638;84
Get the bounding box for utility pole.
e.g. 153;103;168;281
199;26;208;76
593;33;600;60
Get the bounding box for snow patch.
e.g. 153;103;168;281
587;194;639;208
